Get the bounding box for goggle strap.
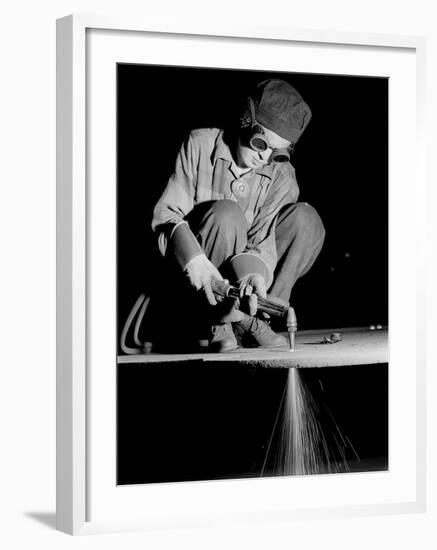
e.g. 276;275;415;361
249;97;257;128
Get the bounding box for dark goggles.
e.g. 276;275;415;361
241;98;295;164
248;126;294;163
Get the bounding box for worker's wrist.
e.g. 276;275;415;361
184;253;207;270
169;221;203;269
229;253;271;287
239;272;264;283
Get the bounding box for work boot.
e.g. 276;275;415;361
235;313;287;348
209;323;239;353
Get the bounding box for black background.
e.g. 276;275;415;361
117;65;389;484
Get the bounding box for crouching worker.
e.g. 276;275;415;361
151;79;325;352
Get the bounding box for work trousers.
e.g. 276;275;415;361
148;199;324;347
186;199;325;303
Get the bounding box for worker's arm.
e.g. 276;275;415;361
152;131;200;260
151;131;223;304
238;163;299;290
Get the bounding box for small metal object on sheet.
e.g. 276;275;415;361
322;332;343;344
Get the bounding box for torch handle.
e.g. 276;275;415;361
211;280;289;319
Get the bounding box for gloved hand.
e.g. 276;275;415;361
184;254;223;306
238;273;267;316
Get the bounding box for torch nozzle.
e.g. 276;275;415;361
286;306;297;351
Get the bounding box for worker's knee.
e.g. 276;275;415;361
208;199;246;229
279;202;326;242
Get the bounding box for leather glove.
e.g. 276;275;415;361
184;254;223;306
238;273;267;316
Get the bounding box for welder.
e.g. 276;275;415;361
151;78;325;352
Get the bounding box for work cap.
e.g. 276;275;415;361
251;79;312;144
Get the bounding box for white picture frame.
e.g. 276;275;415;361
56;14;427;535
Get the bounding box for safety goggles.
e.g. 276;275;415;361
242;99;295;164
248;126;294;163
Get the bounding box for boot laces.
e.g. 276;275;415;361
248;316;271;337
211;324;230;337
